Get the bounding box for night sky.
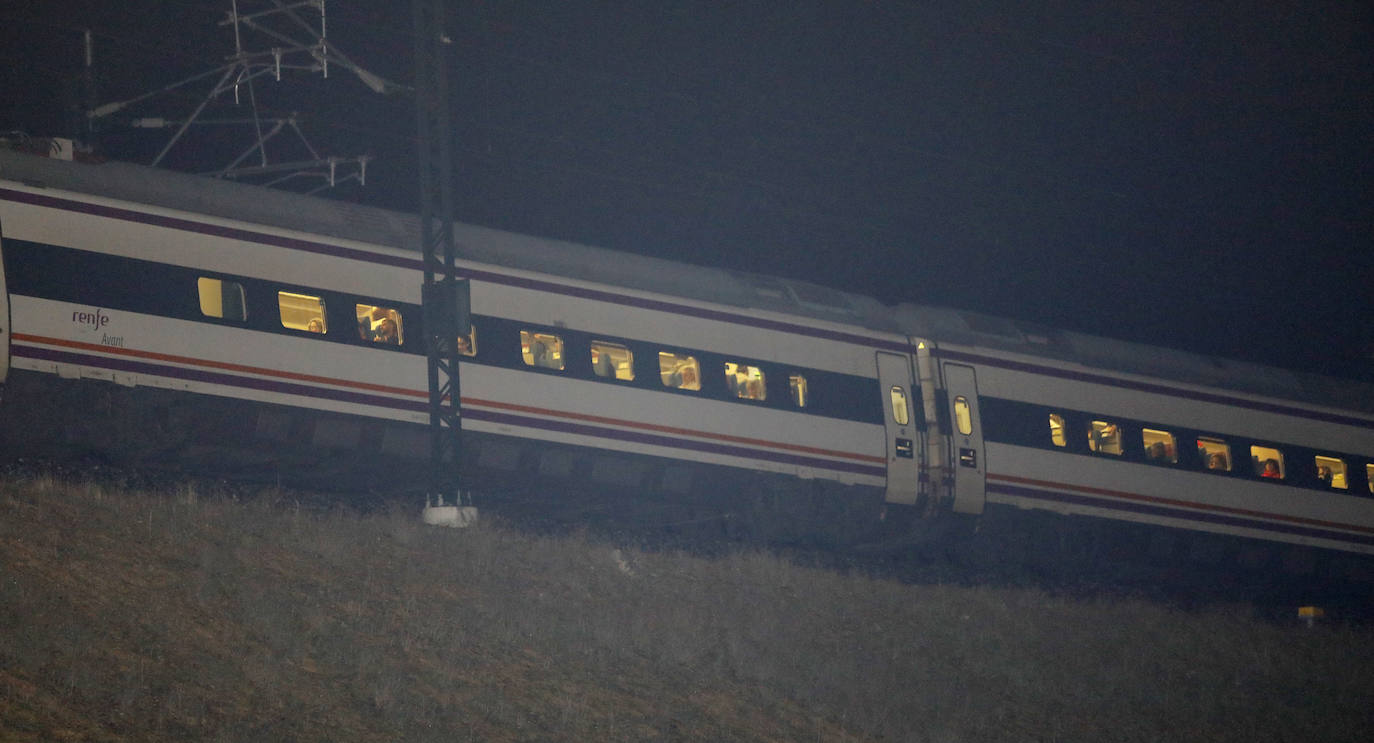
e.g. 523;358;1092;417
4;1;1371;380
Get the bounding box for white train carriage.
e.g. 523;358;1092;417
3;145;1374;568
898;312;1374;559
0;148;916;537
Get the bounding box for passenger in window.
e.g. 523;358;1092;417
530;338;551;367
1317;465;1334;485
668;366;698;389
594;351;614;378
362;307;386;341
1260;459;1281;479
1147;442;1168;461
746;378;763;399
1089;423;1119;453
1206;452;1229;471
374;316;400;345
307;318;324;334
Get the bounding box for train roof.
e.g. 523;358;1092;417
3;145;1372;415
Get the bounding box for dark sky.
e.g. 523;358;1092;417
3;1;1371;379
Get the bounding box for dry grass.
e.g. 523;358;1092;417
1;473;1372;742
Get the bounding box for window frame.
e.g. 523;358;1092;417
890;386;910;426
521;330;566;370
953;396;973;435
278;290;328;334
1142;428;1177;464
591;340;634;381
355;303;405;345
196;276;247;322
725;361;767;401
1087;420;1123;456
788;373;809;408
1048;413;1067;447
658;351;701;391
1314;455;1348;489
1250;444;1285;480
1197;436;1232;472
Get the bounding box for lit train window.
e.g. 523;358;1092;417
659;352;701;390
1142;428;1177;463
197;277;246;321
789;374;808;408
890;386;910;426
1251;446;1284;479
1087;420;1122;455
279;291;326;333
457;325;477;357
1314;456;1347;489
521;331;565;370
1367;464;1374;494
591;341;634;380
355;304;403;345
726;362;766;401
1049;414;1066;447
1197;437;1231;471
953;396;972;435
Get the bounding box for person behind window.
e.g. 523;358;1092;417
1147;441;1167;461
1317;465;1333;485
1207;452;1229;471
1260;459;1281;479
374;316;399;345
306;318;324;333
530;338;551;367
669;365;697;389
594;350;614;377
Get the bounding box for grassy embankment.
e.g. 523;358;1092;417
2;473;1372;742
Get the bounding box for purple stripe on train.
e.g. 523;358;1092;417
988;480;1374;548
12;343;883;478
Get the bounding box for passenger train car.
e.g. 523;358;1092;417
2;145;1373;578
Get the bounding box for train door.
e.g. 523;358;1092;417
942;363;985;514
876;352;920;505
0;221;8;386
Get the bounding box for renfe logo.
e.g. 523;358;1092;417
72;308;110;330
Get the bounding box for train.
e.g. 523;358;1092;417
2;143;1373;583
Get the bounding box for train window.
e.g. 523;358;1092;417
953;396;972;435
356;304;404;345
1142;428;1177;463
1197;437;1231;471
591;341;634;381
279;291;326;333
726;362;766;401
890;386;910;426
1250;446;1284;479
1049;414;1067;447
1368;464;1374;494
197;277;246;321
1087;420;1122;455
659;352;701;390
789;374;808;408
1314;456;1347;489
457;325;478;357
521;331;565;370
